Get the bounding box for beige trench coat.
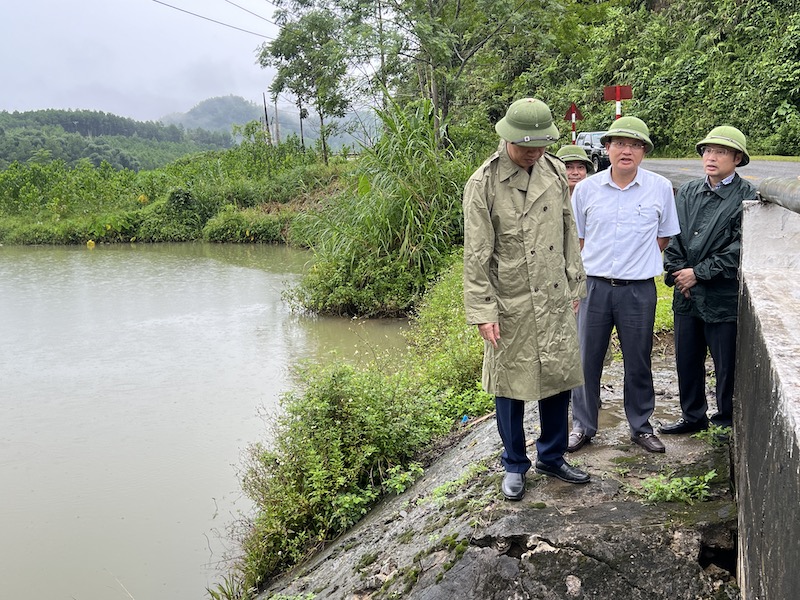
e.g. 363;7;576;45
463;144;586;402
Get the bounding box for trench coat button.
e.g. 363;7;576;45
543;206;548;211
549;245;554;251
534;287;539;292
485;296;491;302
530;249;535;255
554;283;559;288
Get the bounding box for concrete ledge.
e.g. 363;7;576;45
735;200;800;599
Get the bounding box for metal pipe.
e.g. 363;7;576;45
758;177;800;214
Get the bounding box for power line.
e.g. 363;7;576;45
150;0;275;39
223;0;279;26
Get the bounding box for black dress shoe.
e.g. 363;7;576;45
658;418;708;435
567;430;591;453
631;432;666;453
501;472;526;501
535;460;590;484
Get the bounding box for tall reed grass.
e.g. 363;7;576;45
288;100;477;316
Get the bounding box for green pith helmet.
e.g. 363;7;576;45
556;145;595;174
696;125;750;166
495;98;560;147
600;116;654;153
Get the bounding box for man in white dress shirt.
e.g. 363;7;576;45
568;116;680;454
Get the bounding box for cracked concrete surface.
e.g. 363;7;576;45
257;354;739;600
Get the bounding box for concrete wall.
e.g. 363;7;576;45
735;200;800;599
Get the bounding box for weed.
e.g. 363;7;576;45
355;551;379;571
634;470;718;505
206;573;255;600
693;424;732;447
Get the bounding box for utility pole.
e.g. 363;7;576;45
262;93;273;145
274;99;281;144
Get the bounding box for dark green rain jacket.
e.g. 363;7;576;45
663;174;757;323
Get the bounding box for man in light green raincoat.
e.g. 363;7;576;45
463;98;590;501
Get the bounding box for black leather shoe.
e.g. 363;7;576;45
535;460;590;484
567;430;591;453
658;418;708;435
631;432;666;453
501;472;526;501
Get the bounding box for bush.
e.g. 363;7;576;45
135;197;201;242
240;363;430;588
203;206;293;243
288;100;475;317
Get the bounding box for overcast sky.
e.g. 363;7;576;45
1;0;284;121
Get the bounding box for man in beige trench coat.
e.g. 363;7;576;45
463;98;590;501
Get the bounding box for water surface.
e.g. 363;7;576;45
0;243;406;599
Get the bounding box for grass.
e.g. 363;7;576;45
633;469;718;505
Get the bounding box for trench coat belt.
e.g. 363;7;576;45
590;276;653;287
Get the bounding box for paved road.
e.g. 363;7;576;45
642;158;800;189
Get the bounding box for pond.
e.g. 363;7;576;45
0;242;407;600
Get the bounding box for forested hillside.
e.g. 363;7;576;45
261;0;799;157
0;109;233;171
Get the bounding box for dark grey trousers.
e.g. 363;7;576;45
571;277;657;437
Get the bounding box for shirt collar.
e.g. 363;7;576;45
602;166;641;191
497;142;530;189
705;172;736;191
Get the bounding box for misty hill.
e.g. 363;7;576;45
162;95;374;152
160;95;262;133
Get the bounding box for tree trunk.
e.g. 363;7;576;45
298;101;306;151
430;72;441;147
319;110;328;165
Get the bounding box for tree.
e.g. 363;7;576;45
259;9;351;164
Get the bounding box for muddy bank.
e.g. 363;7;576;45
258;351;739;600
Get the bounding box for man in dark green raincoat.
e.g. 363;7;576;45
660;126;757;434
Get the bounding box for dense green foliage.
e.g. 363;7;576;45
0;130;339;245
236;258;489;591
442;0;800;156
286;100;474;316
0;109;233;171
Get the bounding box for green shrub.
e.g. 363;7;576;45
288;100;475;317
203;207;293;243
287;250;427;317
404;254;484;392
636;470;717;505
134;198;200;242
239;363;432;588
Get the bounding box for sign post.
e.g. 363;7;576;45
603;85;633;119
563;102;583;143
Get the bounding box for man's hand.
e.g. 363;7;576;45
672;268;697;298
477;322;500;349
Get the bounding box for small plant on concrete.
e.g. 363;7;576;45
384;463;424;494
419;462;489;506
693;424;732;447
635;469;717;505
